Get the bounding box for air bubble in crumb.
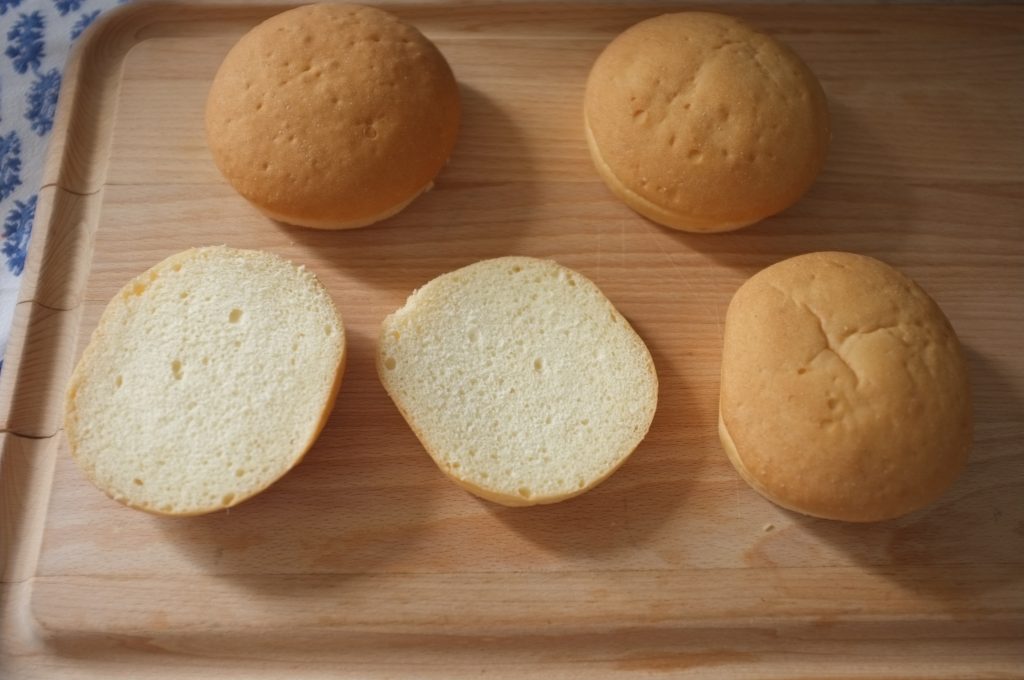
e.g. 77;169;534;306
229;309;243;323
236;469;246;477
222;493;236;506
115;375;123;388
534;358;543;372
171;360;183;380
384;357;396;370
518;487;532;499
133;478;143;486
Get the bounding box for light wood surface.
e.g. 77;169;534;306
2;2;1023;677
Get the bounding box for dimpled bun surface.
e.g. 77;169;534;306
205;4;460;229
64;247;346;515
377;257;659;506
584;12;830;232
719;252;971;522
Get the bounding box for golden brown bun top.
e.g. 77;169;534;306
585;12;829;229
205;4;460;227
720;252;971;522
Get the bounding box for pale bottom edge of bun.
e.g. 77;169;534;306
584;119;761;233
718;410;901;523
258;182;434;230
441;447;639;508
718;411;798;512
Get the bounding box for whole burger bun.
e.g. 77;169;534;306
719;252;971;522
585;12;829;232
206;4;461;228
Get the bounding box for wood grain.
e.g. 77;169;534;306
1;2;1023;678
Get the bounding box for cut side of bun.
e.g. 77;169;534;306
377;257;658;506
64;246;346;516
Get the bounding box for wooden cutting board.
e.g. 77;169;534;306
2;2;1022;677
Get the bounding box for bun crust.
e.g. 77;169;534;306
64;247;346;515
377;257;659;506
584;12;829;232
205;4;460;228
719;252;971;522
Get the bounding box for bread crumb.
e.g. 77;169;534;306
763;523;775;532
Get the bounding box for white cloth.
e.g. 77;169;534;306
0;0;124;370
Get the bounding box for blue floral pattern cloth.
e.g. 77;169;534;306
0;0;122;370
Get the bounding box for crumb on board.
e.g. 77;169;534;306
763;523;775;532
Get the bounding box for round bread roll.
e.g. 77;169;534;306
719;252;971;522
377;257;658;506
64;247;346;515
584;12;830;232
205;4;460;229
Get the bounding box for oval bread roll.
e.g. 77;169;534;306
205;4;461;229
719;252;971;522
584;12;830;232
65;247;346;515
377;257;659;506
